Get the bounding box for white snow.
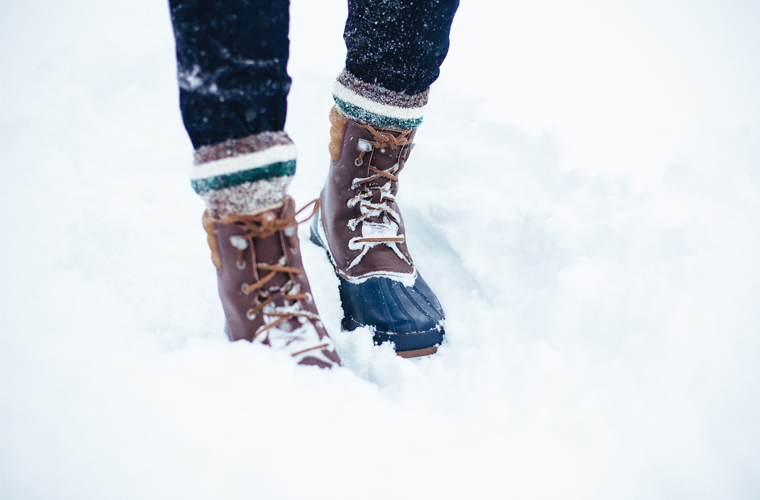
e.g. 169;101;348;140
2;0;759;499
228;235;248;251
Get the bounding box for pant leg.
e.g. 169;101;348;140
344;0;460;95
169;0;291;149
333;0;459;130
169;0;297;217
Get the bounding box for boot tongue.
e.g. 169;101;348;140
249;202;295;292
253;232;290;290
269;289;303;333
370;144;400;171
364;189;385;225
363;140;400;217
253;232;304;332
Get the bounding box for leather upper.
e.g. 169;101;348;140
320;118;417;282
205;197;340;367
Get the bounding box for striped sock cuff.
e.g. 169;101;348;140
191;132;296;217
333;69;428;130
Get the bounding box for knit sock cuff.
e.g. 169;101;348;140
191;131;295;218
332;69;428;130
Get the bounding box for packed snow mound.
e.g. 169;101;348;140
2;0;759;499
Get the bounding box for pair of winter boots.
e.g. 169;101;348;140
202;109;445;368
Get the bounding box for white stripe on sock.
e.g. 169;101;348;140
333;82;425;121
191;144;297;180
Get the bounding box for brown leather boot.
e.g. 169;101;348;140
310;107;445;358
203;196;341;368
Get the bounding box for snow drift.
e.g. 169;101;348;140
2;0;759;498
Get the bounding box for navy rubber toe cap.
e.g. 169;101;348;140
338;274;445;352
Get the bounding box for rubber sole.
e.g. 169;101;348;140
397;346;438;358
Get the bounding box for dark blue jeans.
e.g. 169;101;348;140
169;0;459;148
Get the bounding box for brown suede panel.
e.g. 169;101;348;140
329;106;348;162
202;210;222;272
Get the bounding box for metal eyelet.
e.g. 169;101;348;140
241;283;250;294
246;308;256;320
236;260;246;270
354;158;363;167
305;292;313;303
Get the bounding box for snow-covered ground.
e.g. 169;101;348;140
2;0;759;498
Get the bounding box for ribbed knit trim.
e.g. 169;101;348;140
191;132;296;217
193;132;294;163
200;177;292;218
336;70;429;108
333;69;427;130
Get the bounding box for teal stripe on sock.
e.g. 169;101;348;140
333;97;423;130
191;160;296;194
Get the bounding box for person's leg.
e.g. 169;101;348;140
171;0;290;148
170;0;293;217
337;0;459;127
313;0;459;357
170;0;340;367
